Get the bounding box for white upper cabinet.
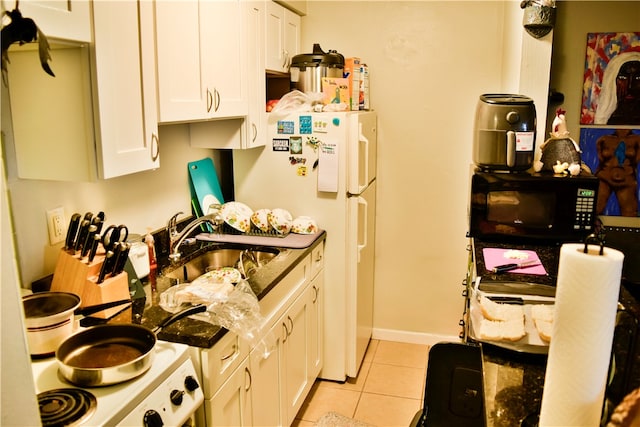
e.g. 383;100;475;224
189;1;266;150
4;0;159;180
17;0;91;42
92;1;159;178
244;1;267;149
155;0;248;123
274;0;307;16
266;1;300;73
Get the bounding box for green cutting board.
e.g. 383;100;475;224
188;158;225;216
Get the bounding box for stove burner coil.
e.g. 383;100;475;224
38;388;97;427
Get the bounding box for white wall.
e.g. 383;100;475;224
301;1;552;342
1;130;40;427
3;123;218;286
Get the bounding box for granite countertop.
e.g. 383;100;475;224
482;345;547;427
472;238;640;426
134;231;326;348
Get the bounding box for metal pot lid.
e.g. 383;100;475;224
480;94;535;105
23;292;81;318
291;43;344;69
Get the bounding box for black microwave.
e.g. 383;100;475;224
469;170;600;243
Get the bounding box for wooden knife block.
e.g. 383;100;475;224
51;248;130;319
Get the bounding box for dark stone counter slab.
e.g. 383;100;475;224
137;231;326;348
472;238;640;426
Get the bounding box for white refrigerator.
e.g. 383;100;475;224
233;110;377;381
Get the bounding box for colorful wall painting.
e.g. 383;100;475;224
580;32;640;125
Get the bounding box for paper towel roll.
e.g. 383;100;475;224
539;243;624;427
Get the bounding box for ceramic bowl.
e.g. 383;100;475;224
221;201;253;233
268;208;293;235
251;209;272;232
291;216;319;234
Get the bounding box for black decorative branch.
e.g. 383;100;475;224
1;0;54;84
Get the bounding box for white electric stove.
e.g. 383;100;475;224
31;340;203;426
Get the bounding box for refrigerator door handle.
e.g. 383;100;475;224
357;196;368;263
358;122;370;193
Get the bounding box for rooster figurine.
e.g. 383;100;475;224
1;1;54;84
534;108;586;176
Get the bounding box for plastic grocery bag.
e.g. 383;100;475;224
270;90;324;117
160;277;275;357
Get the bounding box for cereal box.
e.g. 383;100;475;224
344;57;361;111
321;77;350;109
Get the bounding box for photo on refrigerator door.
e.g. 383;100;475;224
272;138;290;152
580;127;640;217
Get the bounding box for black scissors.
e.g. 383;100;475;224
101;224;129;252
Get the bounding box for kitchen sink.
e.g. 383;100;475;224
162;247;280;283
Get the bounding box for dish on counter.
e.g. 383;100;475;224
194;267;243;285
268;208;293;235
251;209;272;232
221;202;253;233
291;216;318;234
468;288;555;354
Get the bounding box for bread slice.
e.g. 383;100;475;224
534;319;553;342
479;296;525;322
531;304;554;323
531;304;554;342
478;318;526;342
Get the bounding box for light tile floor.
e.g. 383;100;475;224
293;340;430;427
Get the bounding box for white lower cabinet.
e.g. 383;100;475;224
308;273;324;380
195;245;324;426
207;358;253;426
280;286;312;426
249;337;281;426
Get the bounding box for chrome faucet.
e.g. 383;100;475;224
167;205;224;264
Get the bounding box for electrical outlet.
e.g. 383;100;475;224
46;207;66;245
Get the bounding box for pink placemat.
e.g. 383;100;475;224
482;248;548;275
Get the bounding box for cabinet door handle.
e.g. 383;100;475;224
220;344;237;361
244;367;252;392
312;285;318;303
282;321;289;342
213;88;221;112
287;315;294;335
282;50;289;69
251;123;257;142
206;89;213;113
150;133;159;162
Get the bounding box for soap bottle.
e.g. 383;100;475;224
145;229;157;292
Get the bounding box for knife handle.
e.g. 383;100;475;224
97;251;114;284
92;216;104;235
88;234;101;263
81;225;98;258
74;220;90;253
65;213;81;250
492;263;518;273
113;243;131;275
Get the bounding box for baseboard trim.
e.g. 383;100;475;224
372;328;461;347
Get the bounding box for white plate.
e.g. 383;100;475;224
251;209;272;232
268;208;293;234
221;202;253;233
202;194;222;215
195;267;242;284
291;216;318;234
